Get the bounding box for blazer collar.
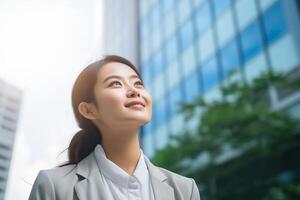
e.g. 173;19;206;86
74;151;175;200
144;156;175;200
74;152;109;199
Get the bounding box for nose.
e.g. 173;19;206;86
126;87;140;98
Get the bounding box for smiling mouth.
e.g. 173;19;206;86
126;104;145;110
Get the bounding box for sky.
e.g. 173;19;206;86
0;0;103;199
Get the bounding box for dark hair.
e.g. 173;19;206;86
59;55;143;166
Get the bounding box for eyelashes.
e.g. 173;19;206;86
109;81;121;87
109;80;144;87
135;81;144;87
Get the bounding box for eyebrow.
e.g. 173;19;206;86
103;74;141;83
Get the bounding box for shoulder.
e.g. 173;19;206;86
157;166;192;184
32;164;78;187
154;166;200;200
40;164;77;178
144;155;200;199
29;165;78;200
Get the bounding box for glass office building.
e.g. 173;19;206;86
102;0;139;66
139;0;300;157
0;79;22;200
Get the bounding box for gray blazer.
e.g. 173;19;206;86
29;151;200;200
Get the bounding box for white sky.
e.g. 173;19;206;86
0;0;103;199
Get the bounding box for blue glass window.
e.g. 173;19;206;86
142;121;152;136
150;6;162;51
140;64;148;83
167;83;183;117
179;19;194;51
184;70;200;103
195;1;211;36
241;20;264;63
152;100;158;130
201;57;219;92
177;0;192;24
163;0;175;15
151;6;161;28
147;59;155;85
213;0;231;17
141;40;149;63
140;18;149;41
152;51;163;77
220;39;240;78
139;1;147;18
141;62;152;89
152;28;162;51
163;9;176;40
263;1;287;45
166;35;179;65
155;98;168;128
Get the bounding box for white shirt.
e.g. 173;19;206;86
94;144;155;200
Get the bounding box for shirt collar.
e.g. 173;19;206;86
94;144;149;188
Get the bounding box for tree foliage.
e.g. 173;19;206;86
152;70;300;199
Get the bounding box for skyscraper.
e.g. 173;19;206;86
0;79;22;200
139;0;300;157
102;0;139;66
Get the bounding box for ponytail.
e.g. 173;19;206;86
69;127;101;164
59;121;101;166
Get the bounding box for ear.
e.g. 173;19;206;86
78;102;97;120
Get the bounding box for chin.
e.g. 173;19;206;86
133;116;151;126
137;117;150;123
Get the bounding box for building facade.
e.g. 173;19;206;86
102;0;140;66
139;0;300;157
0;79;22;200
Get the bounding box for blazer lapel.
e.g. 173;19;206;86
74;152;109;200
74;151;175;200
144;157;175;200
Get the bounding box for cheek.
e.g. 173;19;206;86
97;91;124;111
145;89;152;100
143;91;152;109
145;92;152;119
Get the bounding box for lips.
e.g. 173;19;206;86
125;100;145;107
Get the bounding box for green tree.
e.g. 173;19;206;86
152;70;300;200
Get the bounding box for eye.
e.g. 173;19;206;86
109;81;122;87
135;81;144;87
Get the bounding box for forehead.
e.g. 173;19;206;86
97;62;139;80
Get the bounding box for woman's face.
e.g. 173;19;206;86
92;61;152;128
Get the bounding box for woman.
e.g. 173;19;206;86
29;55;200;200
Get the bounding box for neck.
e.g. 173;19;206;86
100;127;141;176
